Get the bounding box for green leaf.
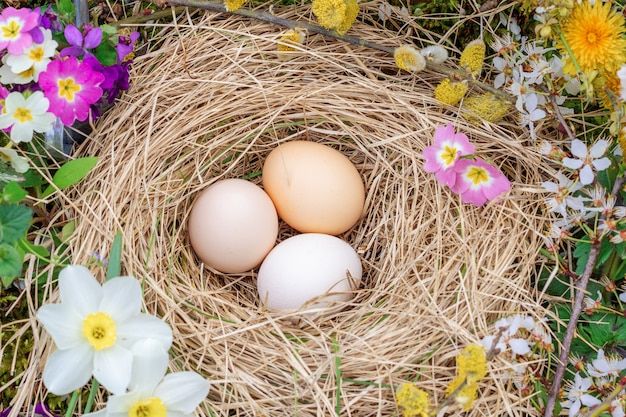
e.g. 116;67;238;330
596;237;615;269
95;43;118;66
18;238;50;259
2;182;28;203
574;236;591;276
61;221;76;243
100;24;119;36
41;157;98;199
0;243;23;287
58;0;76;19
106;231;123;280
0;203;32;245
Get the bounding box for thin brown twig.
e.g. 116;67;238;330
543;175;626;417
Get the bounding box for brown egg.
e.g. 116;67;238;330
188;179;279;274
262;141;365;235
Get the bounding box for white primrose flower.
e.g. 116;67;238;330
0;147;29;173
0;91;55;144
85;339;210;417
36;265;173;395
562;139;611;185
5;28;58;82
587;349;626;377
561;373;601;417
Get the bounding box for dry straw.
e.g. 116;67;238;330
14;3;554;416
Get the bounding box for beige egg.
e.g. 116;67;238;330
188;179;279;274
262;141;365;235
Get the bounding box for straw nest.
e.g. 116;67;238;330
24;3;554;417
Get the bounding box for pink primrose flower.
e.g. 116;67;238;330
423;124;475;187
38;57;105;126
0;7;40;55
450;158;511;206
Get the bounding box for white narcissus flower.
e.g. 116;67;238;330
85;339;211;417
0;91;55;143
36;265;173;395
562;139;611;185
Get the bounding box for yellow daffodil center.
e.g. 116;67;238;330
13;107;32;123
82;312;116;350
128;398;167;417
58;78;81;101
440;145;458;167
467;167;489;185
29;46;45;62
1;21;21;39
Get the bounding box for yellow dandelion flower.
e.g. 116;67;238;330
434;78;468;106
396;383;430;417
462;92;512;124
456;345;488;383
394;45;426;73
277;29;306;52
224;0;246;11
445;376;478;411
312;0;359;35
459;39;486;77
560;0;626;76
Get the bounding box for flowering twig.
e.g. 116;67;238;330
544;175;626;417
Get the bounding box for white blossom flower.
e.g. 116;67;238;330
542;171;587;218
562;139;611;185
611;399;625;417
560;373;601;417
587;349;626;377
0;91;55;143
481;314;534;356
36;265;173;395
84;339;210;417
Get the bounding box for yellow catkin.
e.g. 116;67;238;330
459;39;486;77
224;0;246;12
462;92;511;124
434;78;468;106
394;45;426;73
312;0;359;35
396;383;430;417
456;344;488;383
445;376;479;411
277;29;306;52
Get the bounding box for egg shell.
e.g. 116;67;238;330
262;141;365;235
188;179;279;274
257;233;363;311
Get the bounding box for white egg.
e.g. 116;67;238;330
257;234;362;312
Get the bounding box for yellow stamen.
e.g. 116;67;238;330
467;167;489;185
128;398;167;417
13;107;32;123
57;78;81;102
82;312;117;350
18;67;34;79
29;46;44;62
440;145;458;167
1;21;21;39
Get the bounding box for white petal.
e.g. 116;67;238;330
581;393;602;407
59;265;102;317
155;372;211;414
106;392;142;417
570;139;588;158
10;122;33;143
579;165;594;185
43;344;94;395
592;157;611;172
619;292;626;302
589;140;609;158
94;344;133;395
100;277;142;322
117;314;173;350
83;409;108;417
128;339;169;395
26;91;49;113
36;303;83;349
568;400;581;417
541;181;558;192
509;338;531;355
562;157;583;170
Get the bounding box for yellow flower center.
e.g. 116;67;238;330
440;145;458;167
18;67;35;79
1;21;21;39
467;167;489;185
128;398;167;417
13;107;32;123
57;78;81;102
82;312;117;350
29;46;45;62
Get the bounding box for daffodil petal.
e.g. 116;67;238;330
117;313;173;350
100;276;142;322
155;372;211;414
128;339;169;395
43;344;93;395
94;344;133;395
36;303;83;349
59;265;102;316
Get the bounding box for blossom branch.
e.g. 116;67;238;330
544;174;626;417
